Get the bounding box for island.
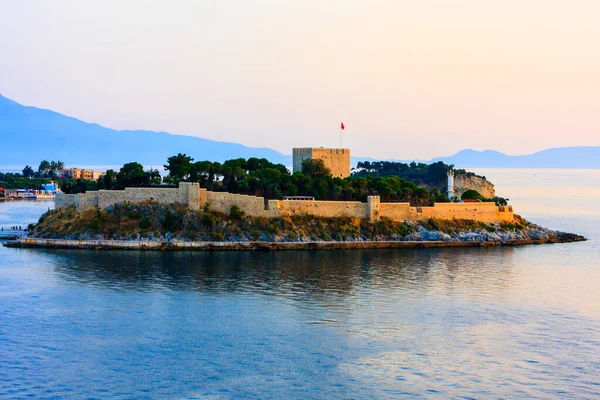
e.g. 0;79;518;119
4;149;586;251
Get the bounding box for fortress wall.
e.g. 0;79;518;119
79;191;99;210
97;188;179;210
55;192;98;210
379;202;411;220
408;202;514;223
367;196;381;221
55;183;514;224
275;199;368;219
206;192;281;218
178;182;201;211
198;188;209;208
55;193;80;209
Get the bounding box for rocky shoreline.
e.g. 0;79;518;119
16;204;586;251
3;231;586;251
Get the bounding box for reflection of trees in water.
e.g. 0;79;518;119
50;248;516;299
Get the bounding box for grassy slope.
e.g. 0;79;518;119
29;202;531;242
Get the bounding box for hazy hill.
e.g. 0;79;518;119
1;94;598;169
0;94;289;166
430;147;600;169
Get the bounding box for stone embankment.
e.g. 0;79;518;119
4;231;585;251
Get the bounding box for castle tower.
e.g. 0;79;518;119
292;147;351;178
447;170;455;200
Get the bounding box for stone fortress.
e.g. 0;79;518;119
56;145;515;224
293;147;351;178
56;182;514;223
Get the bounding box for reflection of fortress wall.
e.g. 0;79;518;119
292;148;351;178
55;183;514;223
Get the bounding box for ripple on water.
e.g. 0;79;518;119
1;181;600;399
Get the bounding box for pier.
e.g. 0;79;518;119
0;228;27;241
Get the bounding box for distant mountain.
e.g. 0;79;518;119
0;94;290;167
1;94;598;169
430;147;600;169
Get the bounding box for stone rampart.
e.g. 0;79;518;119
56;192;98;209
367;196;381;221
273;199;368;219
206;191;280;218
380;202;411;221
55;183;514;223
97;187;179;210
55;193;80;209
409;202;514;223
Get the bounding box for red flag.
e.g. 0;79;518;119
341;122;345;130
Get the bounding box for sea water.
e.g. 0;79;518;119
0;169;598;399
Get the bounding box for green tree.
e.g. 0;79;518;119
22;165;34;178
61;179;98;194
301;159;331;177
100;169;117;190
38;160;50;173
147;168;162;185
117;162;148;187
164;153;194;183
461;189;485;201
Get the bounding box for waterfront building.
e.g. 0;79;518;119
66;168;105;181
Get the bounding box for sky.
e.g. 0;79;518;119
1;0;599;160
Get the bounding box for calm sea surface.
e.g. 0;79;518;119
1;169;598;399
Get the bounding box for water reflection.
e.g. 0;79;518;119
2;171;600;399
49;248;515;300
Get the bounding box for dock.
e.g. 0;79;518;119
0;230;26;241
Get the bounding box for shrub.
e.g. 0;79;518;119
202;213;214;226
492;196;509;206
139;218;152;230
229;205;245;220
461;189;485;201
211;231;225;241
162;209;181;232
128;211;142;219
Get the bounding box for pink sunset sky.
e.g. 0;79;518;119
1;0;598;159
